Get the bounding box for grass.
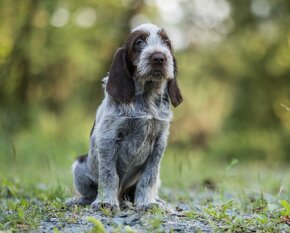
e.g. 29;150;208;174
1;109;290;232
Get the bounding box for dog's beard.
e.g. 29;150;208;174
145;69;167;81
136;64;168;82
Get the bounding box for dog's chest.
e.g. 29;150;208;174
118;118;165;164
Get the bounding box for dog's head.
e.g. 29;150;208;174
106;23;183;107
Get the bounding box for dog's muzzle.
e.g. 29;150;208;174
149;52;167;79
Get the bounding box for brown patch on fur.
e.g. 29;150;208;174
106;30;149;103
125;30;149;73
106;48;135;103
158;29;173;52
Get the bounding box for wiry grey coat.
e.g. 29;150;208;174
70;24;183;211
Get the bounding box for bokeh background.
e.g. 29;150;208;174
0;0;290;191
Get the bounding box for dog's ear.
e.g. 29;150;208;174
168;57;183;107
106;48;135;103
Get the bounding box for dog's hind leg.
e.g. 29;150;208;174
68;154;98;206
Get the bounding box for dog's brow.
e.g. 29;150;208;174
157;29;172;50
158;29;168;39
127;30;149;43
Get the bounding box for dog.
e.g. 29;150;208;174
69;23;183;211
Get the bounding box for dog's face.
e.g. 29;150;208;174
127;24;175;82
106;24;182;107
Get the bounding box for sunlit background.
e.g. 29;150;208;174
0;0;290;190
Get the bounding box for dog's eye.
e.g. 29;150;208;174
134;39;145;49
164;39;171;48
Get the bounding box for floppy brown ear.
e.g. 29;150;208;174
106;48;135;103
168;57;183;107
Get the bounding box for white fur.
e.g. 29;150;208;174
132;23;160;34
72;160;78;172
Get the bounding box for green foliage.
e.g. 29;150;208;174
53;227;61;233
0;177;70;231
0;0;289;161
0;157;290;232
226;158;239;171
280;200;290;216
124;225;137;233
87;217;106;233
99;207;114;218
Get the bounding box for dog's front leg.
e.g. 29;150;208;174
91;139;120;212
134;131;168;210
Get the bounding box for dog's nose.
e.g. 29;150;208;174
151;52;165;65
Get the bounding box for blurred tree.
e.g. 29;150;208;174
0;0;289;161
173;0;290;160
0;0;43;130
0;0;145;132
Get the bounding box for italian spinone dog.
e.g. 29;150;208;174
69;23;183;211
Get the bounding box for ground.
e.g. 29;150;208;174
1;150;290;232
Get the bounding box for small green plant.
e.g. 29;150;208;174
148;204;165;215
255;214;268;224
53;227;61;233
184;210;198;219
87;216;106;233
99;207;113;217
204;201;233;221
226;158;239;171
280;200;290;217
149;217;163;230
124;225;137;233
251;194;268;214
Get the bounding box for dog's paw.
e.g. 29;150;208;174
91;201;120;213
136;202;164;212
120;200;134;210
66;197;94;207
156;197;166;205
